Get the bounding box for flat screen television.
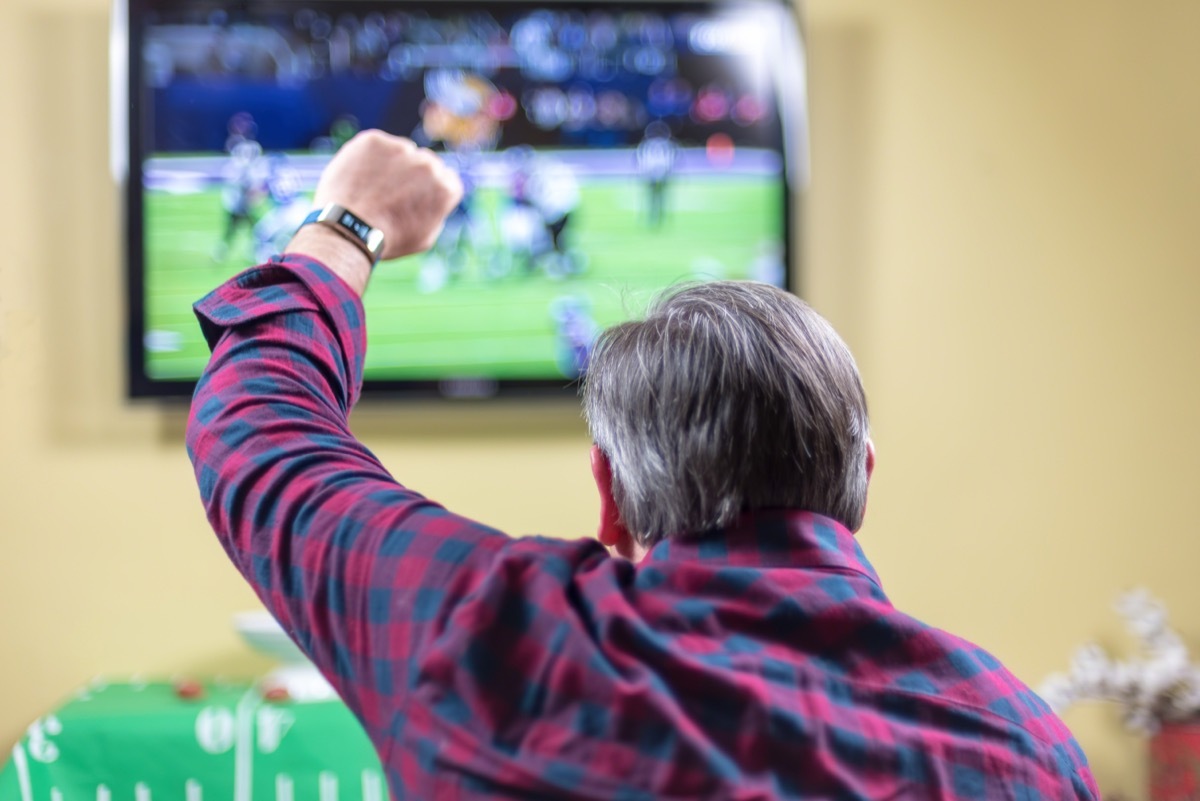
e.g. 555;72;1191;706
115;0;806;399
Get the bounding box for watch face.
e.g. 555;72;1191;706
340;210;372;240
324;204;383;257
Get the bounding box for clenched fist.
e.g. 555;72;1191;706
285;129;463;296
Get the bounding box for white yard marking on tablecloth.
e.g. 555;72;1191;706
233;690;259;801
361;770;383;801
318;771;338;801
195;708;236;755
96;784;111;801
256;707;295;754
27;716;62;763
186;779;203;801
135;781;152;801
275;773;294;801
11;746;31;801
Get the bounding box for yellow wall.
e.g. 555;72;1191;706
1;0;1197;796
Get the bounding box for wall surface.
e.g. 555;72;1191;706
1;0;1197;796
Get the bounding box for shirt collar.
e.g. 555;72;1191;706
642;510;883;587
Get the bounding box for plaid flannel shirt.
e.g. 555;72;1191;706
186;255;1099;800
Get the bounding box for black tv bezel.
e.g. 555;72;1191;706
120;0;805;400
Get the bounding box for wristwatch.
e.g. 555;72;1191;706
299;204;386;266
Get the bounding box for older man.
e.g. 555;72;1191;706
187;131;1098;799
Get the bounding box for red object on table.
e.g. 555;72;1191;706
1150;722;1200;801
262;685;291;702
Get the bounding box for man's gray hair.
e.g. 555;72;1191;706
583;281;870;547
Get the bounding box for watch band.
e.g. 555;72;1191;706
299;204;386;265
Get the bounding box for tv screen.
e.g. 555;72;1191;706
120;0;805;398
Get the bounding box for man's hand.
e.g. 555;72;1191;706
284;130;463;296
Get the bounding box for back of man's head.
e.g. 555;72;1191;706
583;282;870;547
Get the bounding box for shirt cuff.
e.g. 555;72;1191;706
193;254;368;405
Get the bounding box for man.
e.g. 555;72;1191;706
187;131;1098;799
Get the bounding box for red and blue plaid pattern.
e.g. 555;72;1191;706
187;255;1099;800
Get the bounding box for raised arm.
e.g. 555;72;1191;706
185;132;512;740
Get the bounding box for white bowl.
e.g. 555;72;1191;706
233;611;339;701
233;611;309;665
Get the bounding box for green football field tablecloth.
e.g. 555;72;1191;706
0;680;385;801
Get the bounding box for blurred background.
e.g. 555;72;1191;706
0;0;1197;796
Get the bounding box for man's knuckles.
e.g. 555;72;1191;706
351;128;410;152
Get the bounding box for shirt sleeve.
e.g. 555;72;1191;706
184;254;513;742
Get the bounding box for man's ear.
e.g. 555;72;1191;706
854;439;877;534
590;445;634;552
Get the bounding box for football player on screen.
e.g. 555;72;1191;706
413;70;515;291
550;295;599;379
212;113;267;263
252;157;312;265
637;120;678;229
526;158;583;279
